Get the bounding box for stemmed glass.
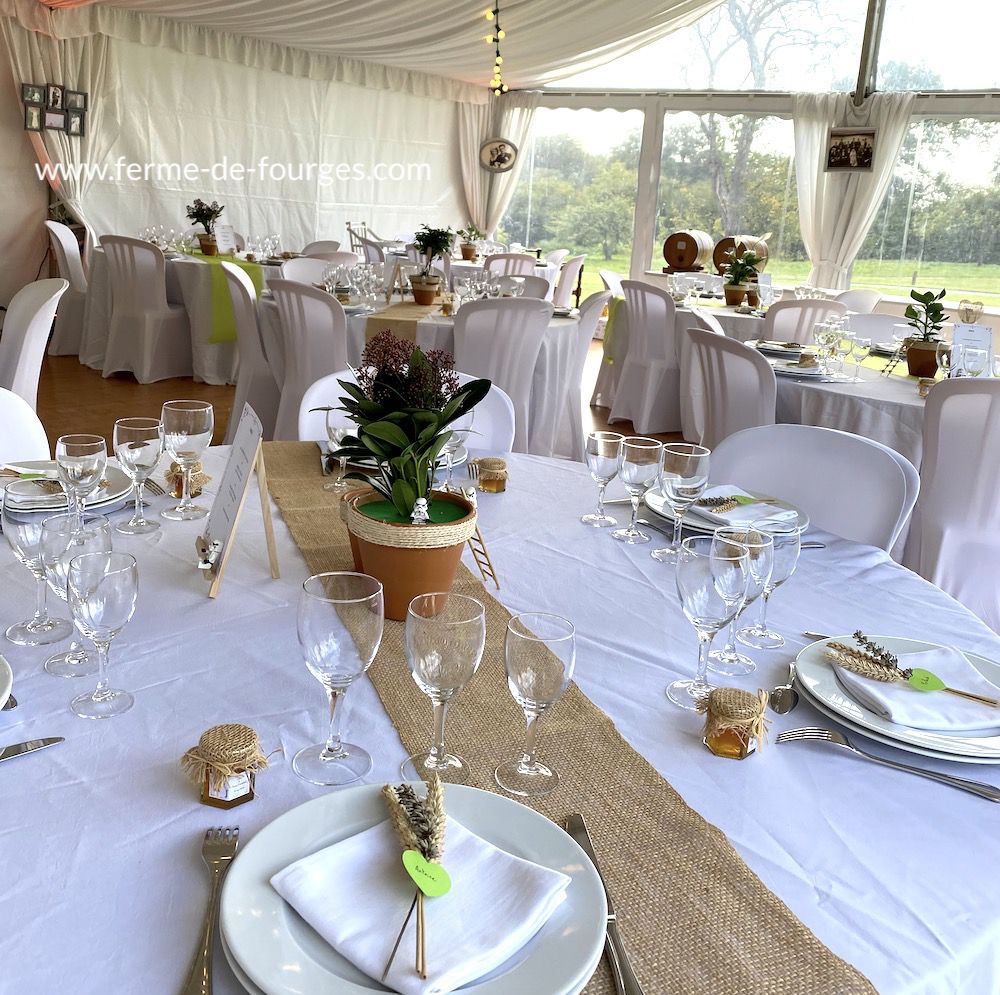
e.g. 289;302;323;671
581;431;623;527
294;572;384;785
494;613;575;797
650;443;710;561
851;337;872;381
667;536;749;709
55;434;107;529
67;551;138;719
737;516;805;650
936;341;958;379
2;480;74;646
611;437;663;545
161;400;214;521
40;513;112;677
402;593;486;784
324;411;351;493
113;418;163;534
964;348;988;378
440;409;474;491
708;528;774;677
834;332;855;379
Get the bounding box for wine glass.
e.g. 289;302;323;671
113;418;163;535
708;527;774;677
294;572;384;785
650;443;710;562
40;513;113;677
835;331;855;378
581;431;623;527
936;341;956;379
2;480;74;646
964;347;988;378
737;516;806;650
324;411;352;493
611;438;663;545
55;434;107;529
67;551;138;719
160;400;213;520
667;536;749;710
851;337;871;381
494;613;575;797
440;409;474;491
402;593;486;783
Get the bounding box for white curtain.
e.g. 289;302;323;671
793;91;915;290
457;101;491;231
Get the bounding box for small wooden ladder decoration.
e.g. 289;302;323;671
467;526;499;590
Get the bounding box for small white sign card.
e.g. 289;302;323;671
950;323;993;377
195;403;279;598
213;223;237;255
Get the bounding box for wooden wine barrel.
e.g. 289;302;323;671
661;230;713;273
713;235;770;274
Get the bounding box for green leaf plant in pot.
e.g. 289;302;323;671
335;330;490;619
456;222;484;261
903;288;946;378
185;198;224;256
722;248;764;307
410;224;454;305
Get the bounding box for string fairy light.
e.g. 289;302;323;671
483;5;509;95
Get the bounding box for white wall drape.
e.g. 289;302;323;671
793;91;915;290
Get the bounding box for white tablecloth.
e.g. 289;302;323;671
2;449;997;994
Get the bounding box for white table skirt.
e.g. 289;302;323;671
1;449;998;995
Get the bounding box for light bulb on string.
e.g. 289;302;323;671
484;8;493;19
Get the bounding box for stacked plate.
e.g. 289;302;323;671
1;462;133;514
796;636;1000;765
643;486;809;534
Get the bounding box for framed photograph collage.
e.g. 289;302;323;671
21;82;88;137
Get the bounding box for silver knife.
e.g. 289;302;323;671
565;814;645;995
0;737;64;763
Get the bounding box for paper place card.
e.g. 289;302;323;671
214;224;237;255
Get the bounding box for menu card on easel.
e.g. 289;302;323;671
214;224;237;255
951;323;993;377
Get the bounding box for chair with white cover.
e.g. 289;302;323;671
552;255;586;309
483;253;537;277
687;329;776;449
220;263;280;442
678;308;727;442
281;257;332;285
0;387;49;463
453;298;553;453
357;236;385;264
44;220;88;355
845;312;905;344
302;240;342;256
98;236;192;383
0;279;66;411
269;280;349;440
760;299;847;345
500;274;549;299
835;289;882;313
904;379;1000;632
710;424;917;551
599;270;624;298
545;249;570;266
299;371;516;453
565;291;612;461
608;280;681;434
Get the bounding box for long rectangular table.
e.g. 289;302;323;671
2;449;998;993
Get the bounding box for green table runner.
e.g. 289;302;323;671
186;250;265;344
600;295;625;365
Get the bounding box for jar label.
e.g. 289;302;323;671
208;772;252;802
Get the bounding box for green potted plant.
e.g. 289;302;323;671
903;288;946;377
185;198;224;256
334;330;490;619
410;225;454;304
456;222;484;261
722;248;763;307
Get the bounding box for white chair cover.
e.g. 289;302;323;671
845;312;905;342
281;257;332;284
98;236;192;384
590;287;628;410
220;263;280;443
302;240;342;256
904;379;1000;632
269;279;349;441
761;299;847;344
0;387;49;462
552;255;586;309
500;274;549;299
358;237;385;264
687;328;776;449
44;221;88;356
835;289;882;313
453;298;553;453
710;424;917;551
0;279;67;411
483;253;538;277
565;291;612;462
598;270;624;298
545;249;570;266
608;280;681;434
678;308;726;443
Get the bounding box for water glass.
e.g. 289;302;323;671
113;418;163;534
581;431;623;527
402;593;486;783
440;409;475;491
67;551;138;719
324;411;352;493
55;434;107;528
650;443;710;561
495;613;575;797
161;400;214;521
294;572;384;785
835;332;855;378
936;341;957;378
40;513;112;678
852;337;872;380
963;347;988;378
737;516;805;650
611;438;663;545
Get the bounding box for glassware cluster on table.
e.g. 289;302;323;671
136;226;285;258
322;262;385;310
452;273;522;311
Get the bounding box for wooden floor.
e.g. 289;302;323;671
35;342;681;449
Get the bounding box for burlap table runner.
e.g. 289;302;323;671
366;300;441;343
264;441;876;995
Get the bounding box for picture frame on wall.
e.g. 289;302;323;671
479;137;518;173
44;108;66;131
24;104;43;132
46;83;65;110
66;90;88;111
825;127;876;171
66;109;86;137
21;83;44;105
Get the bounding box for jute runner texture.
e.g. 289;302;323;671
365;300;441;343
264;441;876;995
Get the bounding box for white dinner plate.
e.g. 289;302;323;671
749;339;804;359
222;931;266;995
773;362;823;377
643;487;809;535
0;654;12;710
552;306;578;318
795;636;1000;763
220;783;607;995
0;462;133;512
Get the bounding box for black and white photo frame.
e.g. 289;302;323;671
24;103;43;132
21;83;44;105
22;82;89;136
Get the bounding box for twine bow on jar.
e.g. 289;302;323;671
698;687;769;760
182;723;268;791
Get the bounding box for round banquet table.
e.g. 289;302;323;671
1;448;997;994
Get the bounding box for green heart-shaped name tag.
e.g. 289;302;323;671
908;667;946;693
402;850;451;897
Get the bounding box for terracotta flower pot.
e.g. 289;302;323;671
460;243;479;261
197;234;218;256
905;338;939;378
344;490;477;620
723;283;746;307
410;274;441;306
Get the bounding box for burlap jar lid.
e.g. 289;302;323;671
182;723;268;789
699;687;769;746
474;457;507;480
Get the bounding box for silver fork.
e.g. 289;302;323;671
145;478;166;497
181;827;240;995
777;727;1000;802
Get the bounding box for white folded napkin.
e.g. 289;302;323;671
270;815;571;995
833;645;1000;733
694;485;799;529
